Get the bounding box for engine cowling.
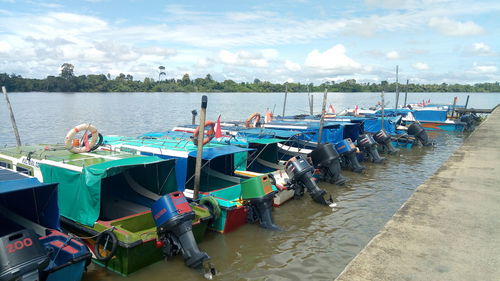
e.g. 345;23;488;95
310;143;348;185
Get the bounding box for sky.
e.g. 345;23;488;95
0;0;499;84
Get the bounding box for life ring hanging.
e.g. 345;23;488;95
192;121;215;146
245;113;261;128
64;124;99;154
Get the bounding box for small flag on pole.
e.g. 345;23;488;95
215;114;222;138
328;104;335;114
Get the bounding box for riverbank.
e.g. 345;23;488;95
335;107;500;280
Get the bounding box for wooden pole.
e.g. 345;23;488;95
317;89;328;144
464;95;470;109
2;86;22;147
394;65;400;112
310;95;314;115
193;95;208;200
404;79;409;106
282;84;288;116
451;96;458;118
381;91;385;130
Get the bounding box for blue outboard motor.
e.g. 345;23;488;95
0;229;49;281
373;129;399;154
356;134;386;163
284;156;332;206
335;139;366;173
152;192;213;274
310;143;348;185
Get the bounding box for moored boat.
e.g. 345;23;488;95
0;143;214;277
0;166;91;281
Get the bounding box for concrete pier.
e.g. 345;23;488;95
335;108;500;281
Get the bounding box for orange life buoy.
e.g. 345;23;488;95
192;121;215;145
245;113;261;128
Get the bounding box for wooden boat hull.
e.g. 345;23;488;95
420;121;465;132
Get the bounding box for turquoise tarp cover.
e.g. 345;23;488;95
39;156;170;227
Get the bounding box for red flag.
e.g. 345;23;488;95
354;105;358;115
215;114;222;138
427;99;431;104
328;104;335;114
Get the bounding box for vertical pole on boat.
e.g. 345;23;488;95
193;95;208;200
282;83;288;117
191;110;197;125
394;65;399;112
404;79;409;106
451;96;458;118
464;95;470;109
2;86;22;147
381;91;385;131
317;89;328;144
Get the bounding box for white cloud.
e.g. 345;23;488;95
471;63;497;73
412;62;429;70
428;17;483;36
216;49;275;68
304;44;363;73
285;60;301;71
386;51;400;60
467;42;496;56
0;41;12;53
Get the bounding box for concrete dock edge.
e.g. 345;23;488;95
335;108;500;281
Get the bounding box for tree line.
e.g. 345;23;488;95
1;64;499;93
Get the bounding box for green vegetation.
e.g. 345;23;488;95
1;64;499;93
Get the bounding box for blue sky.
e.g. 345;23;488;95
0;0;499;84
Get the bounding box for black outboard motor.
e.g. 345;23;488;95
241;175;281;231
407;122;431;146
460;113;481;130
373;129;399;154
357;134;386;163
310;143;348;185
334;139;365;173
152;192;214;276
284;156;332;206
0;229;49;281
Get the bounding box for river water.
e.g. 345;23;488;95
1;92;499;281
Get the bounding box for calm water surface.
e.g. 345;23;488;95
1;92;499;281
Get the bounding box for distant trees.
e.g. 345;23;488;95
1;67;499;93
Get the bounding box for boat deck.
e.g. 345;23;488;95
335;106;500;281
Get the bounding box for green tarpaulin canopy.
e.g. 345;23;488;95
40;156;174;226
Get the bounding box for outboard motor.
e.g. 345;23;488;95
152;192;214;276
357;134;385;163
373;129;399;154
241;175;281;231
284;156;332;206
460;113;481;130
407;123;431;146
335;139;366;173
0;229;49;281
310;143;348;185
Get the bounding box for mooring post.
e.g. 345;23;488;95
317;89;328;144
2;86;22;147
451;96;458;118
193;95;208;200
191;109;197;125
381;91;385;131
394;65;400;112
282;84;288;117
404;79;409;106
310;95;314;115
464;95;470;109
